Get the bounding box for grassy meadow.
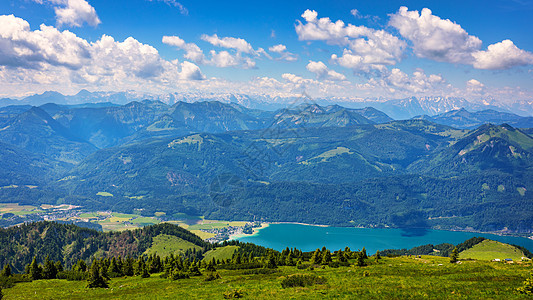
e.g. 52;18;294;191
460;240;527;261
3;256;532;299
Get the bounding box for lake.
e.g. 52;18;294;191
237;223;533;253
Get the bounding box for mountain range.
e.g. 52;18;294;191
2;90;532;118
0;100;531;233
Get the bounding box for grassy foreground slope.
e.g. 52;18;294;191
460;240;526;261
3;256;531;299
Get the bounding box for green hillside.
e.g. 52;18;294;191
143;234;202;257
459;240;526;261
202;245;239;262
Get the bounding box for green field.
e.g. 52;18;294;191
0;203;42;216
187;221;247;231
143;234;202;257
459;240;527;261
3;256;532;299
202;245;239;262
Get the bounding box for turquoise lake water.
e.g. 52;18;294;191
237;223;533;253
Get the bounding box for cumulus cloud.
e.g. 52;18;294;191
34;0;100;27
268;44;298;61
162;35;205;63
389;7;481;64
201;34;254;54
0;14;205;95
209;50;255;68
0;14;90;69
296;9;405;72
306;61;346;81
179;61;205;80
472;40;533;70
147;0;188;15
466;79;485;93
390;7;533;70
383;68;446;93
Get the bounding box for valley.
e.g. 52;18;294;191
0;100;532;235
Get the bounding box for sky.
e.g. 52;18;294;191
1;0;533;103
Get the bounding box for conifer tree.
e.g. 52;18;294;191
361;247;368;259
122;256;134;276
55;261;63;273
375;250;381;261
42;256;57;279
0;264;11;277
310;249;321;265
28;257;42;280
356;251;366;267
74;259;87;272
87;261;108;288
337;250;348;263
450;247;459;263
321;250;332;265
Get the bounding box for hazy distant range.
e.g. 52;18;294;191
2;90;532;119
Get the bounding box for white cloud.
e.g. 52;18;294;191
147;0;188;15
296;9;405;72
0;14;90;69
472;40;533;70
269;44;286;53
383;68;446;93
389;7;481;64
34;0;100;27
165;34;268;69
306;60;346;81
201;34;254;54
268;44;297;61
0;14;205;96
350;9;362;19
390;7;533;70
209;50;255;68
162;35;205;63
466;79;485;93
179;61;205;80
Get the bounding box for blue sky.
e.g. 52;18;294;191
0;0;532;103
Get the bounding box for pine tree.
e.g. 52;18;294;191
74;259;87;272
1;264;11;277
337;250;348;263
450;247;459;263
264;252;277;269
55;261;63;273
87;261;108;288
122;256;134;276
42;256;57;279
355;251;366;267
375;250;381;261
361;247;368;259
321;250;332;265
28;257;42;280
310;249;321;265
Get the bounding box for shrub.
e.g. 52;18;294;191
242;269;278;275
517;273;533;295
296;263;310;270
170;270;189;280
281;274;327;288
56;271;87;281
217;263;262;270
223;289;244;299
204;272;221;281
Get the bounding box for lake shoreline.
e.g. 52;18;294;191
233;223;533;253
229;222;270;240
